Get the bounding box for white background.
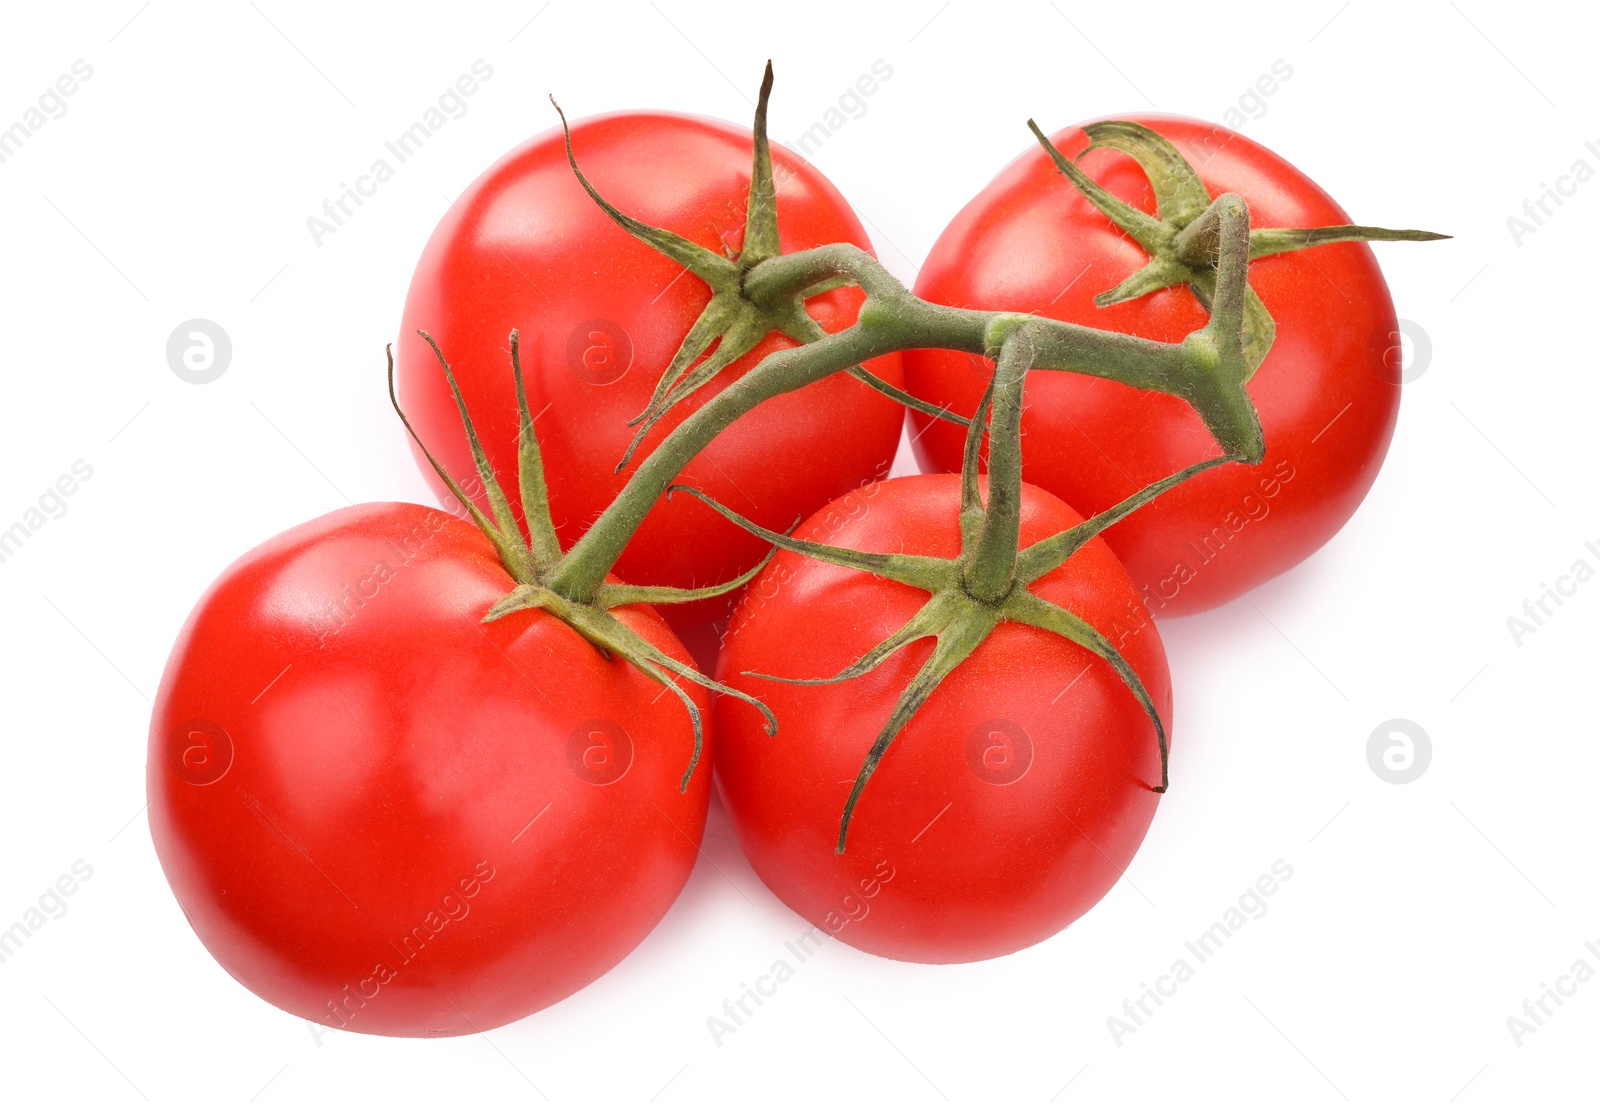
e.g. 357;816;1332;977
0;1;1593;1101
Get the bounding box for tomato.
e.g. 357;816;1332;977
148;502;710;1036
712;475;1170;964
396;111;905;628
903;115;1401;616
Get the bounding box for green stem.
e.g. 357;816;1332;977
958;379;996;554
1203;195;1250;337
742;244;970;323
548;221;1265;602
547;321;899;600
963;331;1031;603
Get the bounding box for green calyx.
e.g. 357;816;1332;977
389;329;776;791
674;323;1238;852
551;62;967;474
1029;118;1449;380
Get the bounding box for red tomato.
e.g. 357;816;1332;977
713;475;1170;964
903;116;1400;616
397;112;905;627
148;503;709;1036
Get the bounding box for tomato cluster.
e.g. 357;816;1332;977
148;67;1437;1036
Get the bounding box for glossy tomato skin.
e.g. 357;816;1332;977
397;112;904;627
148;503;710;1037
904;116;1401;617
714;476;1170;964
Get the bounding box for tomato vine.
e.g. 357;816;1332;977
395;63;1442;843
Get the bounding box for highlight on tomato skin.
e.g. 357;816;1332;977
147;502;712;1037
711;474;1171;965
394;108;906;630
903;115;1410;618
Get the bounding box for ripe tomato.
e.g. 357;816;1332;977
903;116;1401;616
148;502;710;1036
396;111;905;627
713;475;1170;963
